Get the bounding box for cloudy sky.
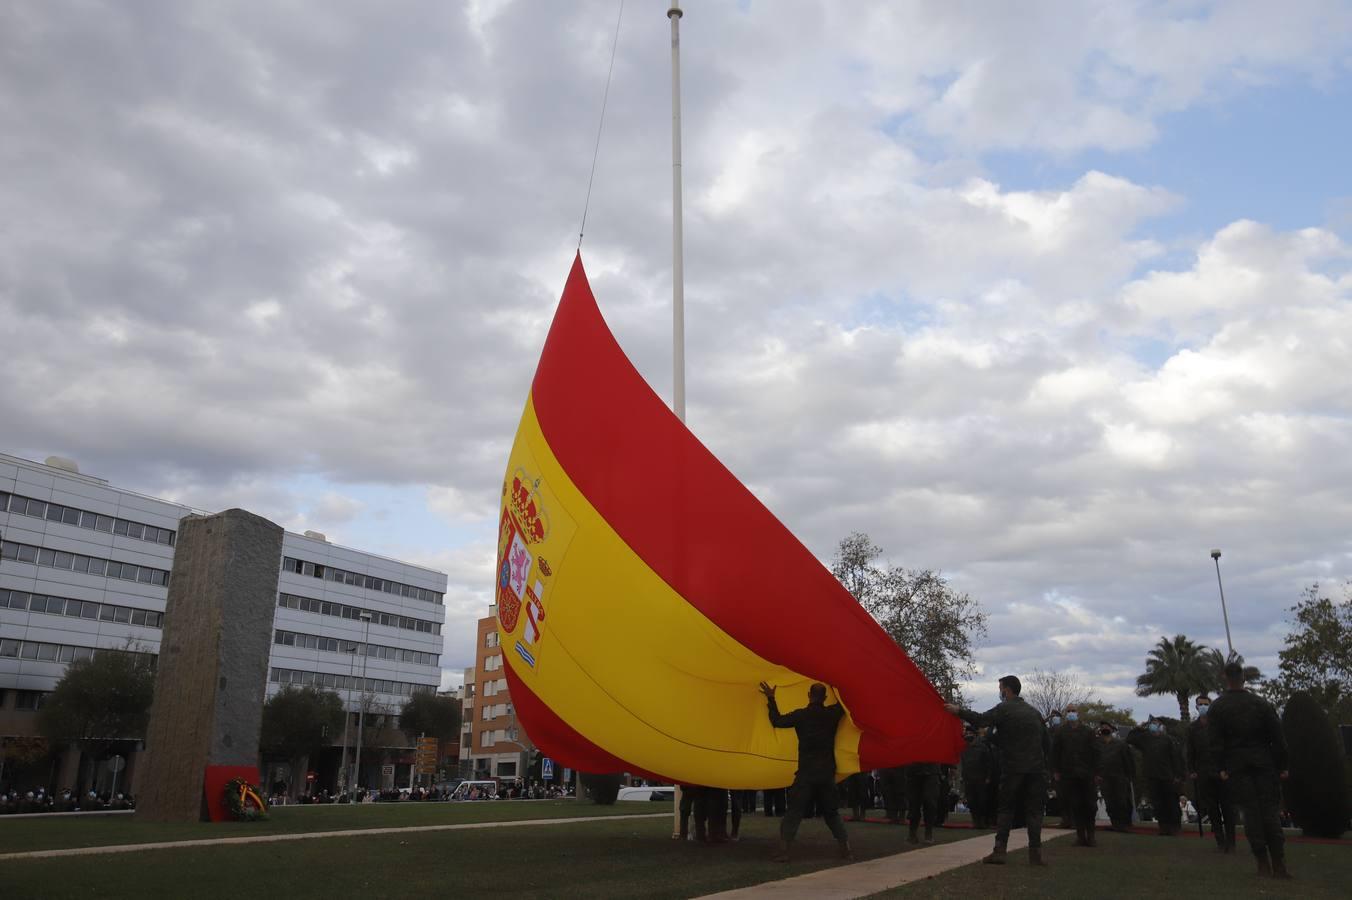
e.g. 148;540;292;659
3;1;1350;718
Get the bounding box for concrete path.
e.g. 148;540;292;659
0;811;671;861
697;828;1072;900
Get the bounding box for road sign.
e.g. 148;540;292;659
415;736;439;775
541;757;554;780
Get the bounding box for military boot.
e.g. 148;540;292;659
772;839;791;863
1255;850;1272;877
907;824;920;844
1029;846;1048;867
1073;826;1089;847
1271;856;1291;879
982;846;1007;865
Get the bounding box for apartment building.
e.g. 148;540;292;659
463;607;531;780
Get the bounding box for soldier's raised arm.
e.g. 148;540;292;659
760;682;796;728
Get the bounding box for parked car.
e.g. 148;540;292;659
616;786;675;802
449;780;499;800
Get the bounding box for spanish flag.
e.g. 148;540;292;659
496;256;962;787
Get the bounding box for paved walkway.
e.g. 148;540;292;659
0;811;671;861
697;828;1071;900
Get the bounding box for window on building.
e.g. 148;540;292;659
15;690;45;711
485;631;499;648
497;761;516;777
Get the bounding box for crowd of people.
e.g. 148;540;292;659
944;663;1294;878
272;778;572;806
0;789;134;814
675;663;1296;882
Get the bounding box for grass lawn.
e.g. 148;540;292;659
877;828;1352;899
1;807;969;899
0;799;664;854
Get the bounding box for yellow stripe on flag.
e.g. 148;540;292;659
498;394;862;787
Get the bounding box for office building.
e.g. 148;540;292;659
0;452;447;795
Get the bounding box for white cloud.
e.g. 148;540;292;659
1;1;1349;721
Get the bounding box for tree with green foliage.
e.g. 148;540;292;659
36;649;155;789
832;532;987;705
1281;691;1350;838
1262;581;1352;723
399;692;462;742
1075;700;1136;728
260;686;344;798
1135;634;1213;722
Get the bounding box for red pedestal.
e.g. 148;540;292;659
203;765;262;822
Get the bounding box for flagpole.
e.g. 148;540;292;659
668;0;686;841
669;1;686;423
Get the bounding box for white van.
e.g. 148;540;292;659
450;780;499;800
617;786;675;802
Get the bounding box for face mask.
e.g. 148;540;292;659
1148;723;1160;733
1197;705;1209;716
1050;716;1061;726
1066;712;1078;722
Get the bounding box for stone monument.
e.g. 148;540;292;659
134;508;283;822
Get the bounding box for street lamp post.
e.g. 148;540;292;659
1210;549;1235;657
351;611;373;802
337;640;358;796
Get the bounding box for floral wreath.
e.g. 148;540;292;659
223;777;269;821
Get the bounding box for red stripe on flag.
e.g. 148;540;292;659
530;255;963;766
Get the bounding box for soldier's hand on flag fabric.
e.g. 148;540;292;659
758;682;776;700
943;703;961;715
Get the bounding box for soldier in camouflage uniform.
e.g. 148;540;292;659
905;762;941;844
1096;723;1135;832
946;675;1052;867
1187;694;1237;852
1127;717;1185;835
1209;663;1290;879
1051;703;1101;846
960;727;995;828
760;681;852;862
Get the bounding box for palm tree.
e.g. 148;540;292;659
1199;648;1262;695
1135;634;1213;722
